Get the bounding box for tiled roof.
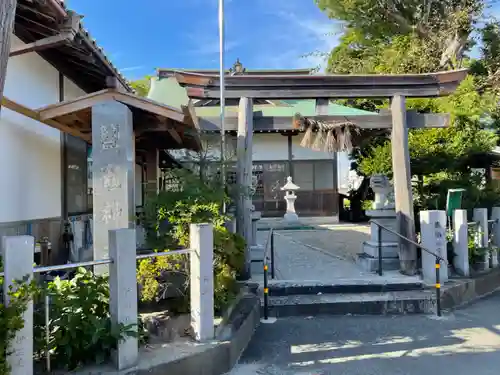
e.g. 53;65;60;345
54;0;130;90
16;0;131;92
148;76;372;118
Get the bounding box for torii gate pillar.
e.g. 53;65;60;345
391;95;417;275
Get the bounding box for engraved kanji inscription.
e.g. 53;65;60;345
101;165;122;191
100;124;120;150
100;201;123;224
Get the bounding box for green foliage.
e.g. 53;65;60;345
362;200;373;211
33;268;137;371
138;168;245;314
129;76;152;97
467;226;489;264
316;0;500;214
0;271;39;375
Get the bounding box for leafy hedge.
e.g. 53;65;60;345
1;265;141;373
138;168;245;314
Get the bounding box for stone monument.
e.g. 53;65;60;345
281;177;300;222
357;174;400;272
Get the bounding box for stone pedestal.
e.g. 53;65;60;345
358;209;400;272
250;210;262;247
2;236;34;375
420;210;448;284
453;209;469;276
473;208;490;269
250;210;265;276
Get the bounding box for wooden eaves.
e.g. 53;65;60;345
9;11;81;57
2;90;201;151
174;69;469;99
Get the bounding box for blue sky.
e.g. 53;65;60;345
66;0;339;80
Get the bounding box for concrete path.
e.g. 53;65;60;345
277;224;371;262
229;292;500;374
254;227;413;284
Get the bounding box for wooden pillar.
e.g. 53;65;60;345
287;134;293;178
0;0;17;114
144;148;159;199
315;98;339;219
391;95;417;275
236;97;253;279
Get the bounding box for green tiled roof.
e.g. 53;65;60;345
148;77;373;117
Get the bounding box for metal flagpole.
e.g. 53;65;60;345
218;0;226;210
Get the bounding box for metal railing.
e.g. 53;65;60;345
262;228;275;321
371;220;447;317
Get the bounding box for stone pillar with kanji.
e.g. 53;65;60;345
91;100;136;273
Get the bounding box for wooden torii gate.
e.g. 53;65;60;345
174;69;468;277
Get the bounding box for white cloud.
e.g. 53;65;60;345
120;65;145;72
188;39;240;57
257;1;342;71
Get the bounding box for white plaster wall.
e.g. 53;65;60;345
252;134;289;161
171;132;351;187
0;36;82;223
64;76;86;100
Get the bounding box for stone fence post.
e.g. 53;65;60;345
453;209;469;277
190;223;214;341
490;207;500;267
2;235;35;375
108;229;138;370
473;208;489;269
419;211;448;284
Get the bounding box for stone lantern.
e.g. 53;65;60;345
281;176;300;222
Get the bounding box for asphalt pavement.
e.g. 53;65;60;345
229;291;500;375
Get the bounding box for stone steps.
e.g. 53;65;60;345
265;280;424;296
261;290;436;317
255;279;435;317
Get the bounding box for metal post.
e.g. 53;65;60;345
218;0;226;210
270;230;275;279
263;264;269;320
435;258;441;317
378;224;383;276
45;294;51;373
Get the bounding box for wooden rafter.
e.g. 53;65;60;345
36;89;187;124
10;12;81;57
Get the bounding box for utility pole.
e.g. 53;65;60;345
218;0;226;209
0;0;17;115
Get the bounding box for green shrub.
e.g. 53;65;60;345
0;272;39;375
138;169;245;314
34;268;137;371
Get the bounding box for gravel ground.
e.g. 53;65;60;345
229;292;500;375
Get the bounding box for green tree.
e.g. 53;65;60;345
315;0;500;213
130;76;151;97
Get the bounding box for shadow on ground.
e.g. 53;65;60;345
231;292;500;375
